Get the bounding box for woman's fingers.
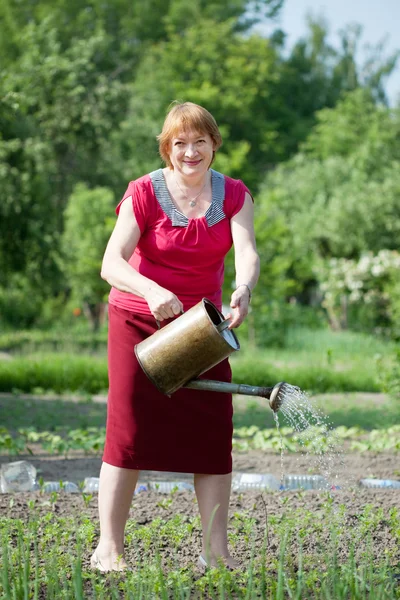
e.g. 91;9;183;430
228;307;246;328
145;286;183;321
171;302;183;315
228;290;249;328
153;298;183;321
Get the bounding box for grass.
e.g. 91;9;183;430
0;326;397;395
232;327;397;393
0;387;399;437
0;353;108;395
1;497;399;599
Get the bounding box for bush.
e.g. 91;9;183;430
0;350;381;395
0;330;107;354
0;354;108;394
241;301;327;348
231;358;380;393
0;282;43;329
377;347;400;400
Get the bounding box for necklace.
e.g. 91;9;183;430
174;174;208;207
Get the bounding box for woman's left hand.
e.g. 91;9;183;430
226;286;250;328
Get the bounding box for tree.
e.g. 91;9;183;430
256;89;400;333
61;184;115;330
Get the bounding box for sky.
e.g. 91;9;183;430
261;0;400;105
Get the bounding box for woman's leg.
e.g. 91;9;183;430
92;462;139;570
194;472;239;568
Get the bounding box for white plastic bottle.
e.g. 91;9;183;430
148;481;195;493
0;461;37;492
42;481;80;493
282;474;330;491
83;477;100;493
232;473;280;491
359;479;400;489
82;477;148;494
135;483;148;494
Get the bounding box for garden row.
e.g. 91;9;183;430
1;490;399;599
1;425;399;458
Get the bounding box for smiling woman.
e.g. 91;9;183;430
95;101;260;572
158;102;222;167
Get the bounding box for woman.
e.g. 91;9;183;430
92;101;260;572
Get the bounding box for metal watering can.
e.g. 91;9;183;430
135;298;295;412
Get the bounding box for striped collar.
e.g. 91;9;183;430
149;168;226;227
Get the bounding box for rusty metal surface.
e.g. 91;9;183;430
184;379;274;398
135;299;240;395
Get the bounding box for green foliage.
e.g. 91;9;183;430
0;326;393;395
233;424;400;453
1;424;399;457
240;302;326;348
0;16;128;294
1;1;399;334
0;276;43;329
314;251;400;334
304;89;400;164
0;328;107;353
0;347;382;396
61;183;114;309
232;357;380;393
377;347;400;400
0;494;399;598
257;89;400;337
0;354;108;394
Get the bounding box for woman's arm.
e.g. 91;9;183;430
101;197;183;320
227;192;260;328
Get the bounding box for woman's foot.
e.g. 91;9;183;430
197;553;241;571
90;551;130;572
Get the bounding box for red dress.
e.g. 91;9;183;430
103;169;251;474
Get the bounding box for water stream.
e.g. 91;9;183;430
276;385;344;490
273;411;285;487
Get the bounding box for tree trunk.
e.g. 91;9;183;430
83;302;107;331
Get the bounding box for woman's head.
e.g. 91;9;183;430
157;102;222;169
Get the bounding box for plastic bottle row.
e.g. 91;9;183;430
1;461;400;493
232;473;334;491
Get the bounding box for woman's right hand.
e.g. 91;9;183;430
144;286;184;321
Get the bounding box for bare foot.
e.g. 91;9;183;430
199;552;241;571
90;551;130;572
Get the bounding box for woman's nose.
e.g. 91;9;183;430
185;144;197;157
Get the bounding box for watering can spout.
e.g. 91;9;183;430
183;380;299;413
268;382;294;412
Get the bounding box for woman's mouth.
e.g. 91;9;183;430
184;160;201;166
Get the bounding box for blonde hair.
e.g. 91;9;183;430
157;102;223;168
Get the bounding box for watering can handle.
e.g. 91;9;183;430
155;309;185;330
216;319;231;332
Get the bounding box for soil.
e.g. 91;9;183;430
1;450;399;578
1;481;400;581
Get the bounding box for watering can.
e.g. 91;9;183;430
135;298;295;412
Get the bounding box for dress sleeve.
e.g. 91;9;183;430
225;179;254;219
115;180;148;233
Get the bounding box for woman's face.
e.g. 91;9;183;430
168;129;215;177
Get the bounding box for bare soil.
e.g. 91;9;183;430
1;451;400;591
1;477;400;578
